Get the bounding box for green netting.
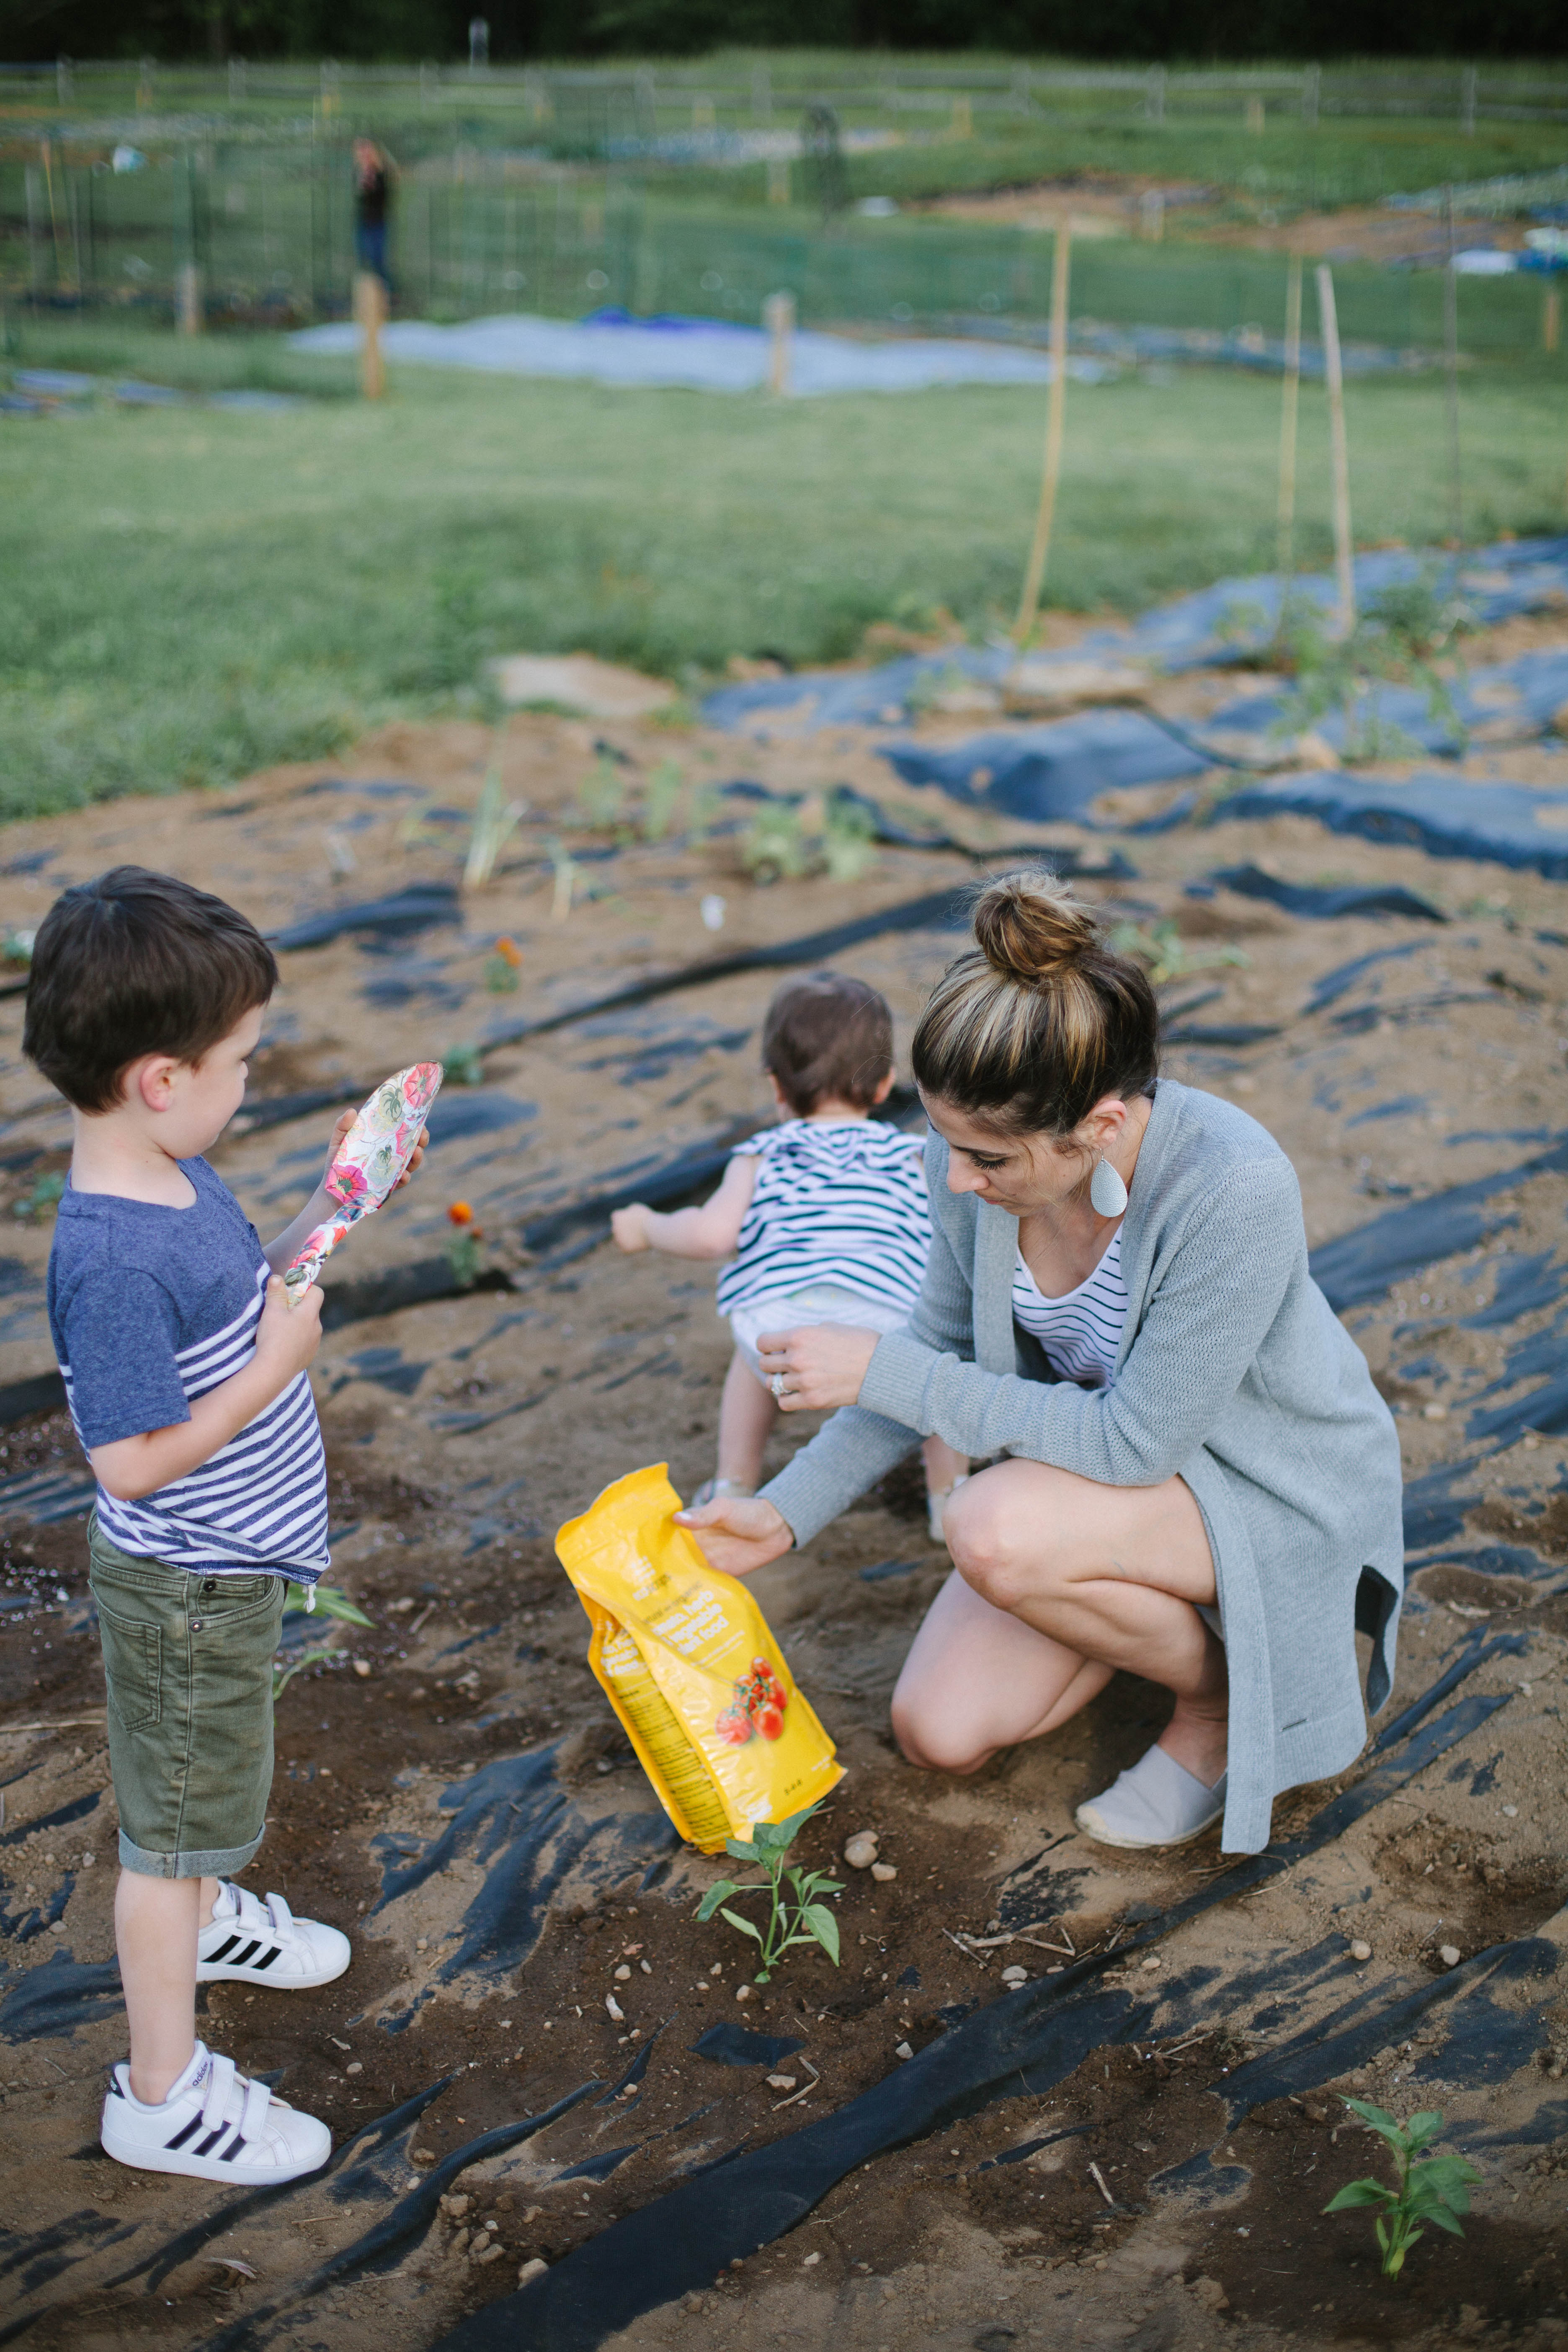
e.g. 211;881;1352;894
0;155;1553;357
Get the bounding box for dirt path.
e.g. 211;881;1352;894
2;671;1567;2350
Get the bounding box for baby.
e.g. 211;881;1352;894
612;971;965;1539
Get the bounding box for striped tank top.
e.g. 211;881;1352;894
1011;1228;1130;1390
715;1117;931;1320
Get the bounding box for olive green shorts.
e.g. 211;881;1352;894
88;1518;286;1880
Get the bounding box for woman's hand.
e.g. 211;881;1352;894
755;1323;879;1413
675;1494;793;1577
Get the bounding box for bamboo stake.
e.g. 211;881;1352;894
763;289;795;396
1315;262;1355;635
354;268;386;399
41;139;72;292
1276;252;1303;590
1014;221;1072;646
1442;184;1463;543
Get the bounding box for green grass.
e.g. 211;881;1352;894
2;317;1564;822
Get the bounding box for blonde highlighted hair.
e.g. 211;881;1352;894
911;869;1158;1136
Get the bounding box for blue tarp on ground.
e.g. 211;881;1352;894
703;539;1568;733
879;712;1208;824
1205;646;1568;759
1217;771;1568;878
287;310;1113;397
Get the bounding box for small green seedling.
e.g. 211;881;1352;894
12;1171;64;1223
696;1801;843;1984
443;1044;484;1087
577;753;627;834
273;1582;373;1703
463;768;526;890
821;792;878;883
1109;918;1248;988
1323;2099;1482;2278
742;799;813;886
640;757;684;841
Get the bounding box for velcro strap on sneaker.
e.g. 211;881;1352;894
263;1890;295;1937
201;2053;237;2132
238;2072;272;2142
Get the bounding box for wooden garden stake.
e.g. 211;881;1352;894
763;290;795;396
1277;252;1303;588
1442;185;1463;542
1545;287;1560;354
355;269;387;399
1014;221;1072;646
1315;263;1355;635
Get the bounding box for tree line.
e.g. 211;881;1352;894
13;0;1567;64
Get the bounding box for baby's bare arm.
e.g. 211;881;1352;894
611;1153;760;1262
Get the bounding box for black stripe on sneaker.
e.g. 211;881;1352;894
108;2077;125;2099
219;2128;248;2161
165;2115;204;2150
205;1933;241;1963
230;1939;262;1966
251;1946;281;1971
195;2124;229;2156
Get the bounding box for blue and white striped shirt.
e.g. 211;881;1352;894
47;1157;328;1584
715;1118;931;1319
1011;1228;1129;1390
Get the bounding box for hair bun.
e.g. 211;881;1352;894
972;870;1098;986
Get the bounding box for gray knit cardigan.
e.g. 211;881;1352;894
761;1078;1404;1854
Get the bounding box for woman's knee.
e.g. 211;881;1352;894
889;1687;990;1777
943;1475;1065;1613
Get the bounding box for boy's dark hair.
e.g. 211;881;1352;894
761;972;895;1117
23;867;277;1114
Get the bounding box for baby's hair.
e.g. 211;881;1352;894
912;869;1158;1137
23;866;277;1114
761;972;895;1117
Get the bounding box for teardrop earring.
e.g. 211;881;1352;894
1090;1156;1129;1217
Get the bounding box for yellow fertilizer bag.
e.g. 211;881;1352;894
556;1464;842;1854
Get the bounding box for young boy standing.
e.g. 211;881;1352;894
25;867;425;2184
612;972;967;1534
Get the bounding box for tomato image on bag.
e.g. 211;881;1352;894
556;1464;843;1853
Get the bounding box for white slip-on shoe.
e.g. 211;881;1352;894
1075;1743;1227;1851
196;1883;350;1989
926;1473;969;1548
689;1477;756;1511
101;2041;331;2184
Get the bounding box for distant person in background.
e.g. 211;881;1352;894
353;140;395;295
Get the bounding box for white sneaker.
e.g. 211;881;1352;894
101;2041;331;2184
196;1883;350;1989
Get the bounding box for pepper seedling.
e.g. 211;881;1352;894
1322;2098;1481;2278
695;1801;842;1984
273;1581;374;1703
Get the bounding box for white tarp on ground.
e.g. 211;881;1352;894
287;310;1109;395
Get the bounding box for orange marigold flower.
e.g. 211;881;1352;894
494;936;524;967
447;1201;474;1226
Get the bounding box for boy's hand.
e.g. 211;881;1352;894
321;1108;356;1181
320;1111;431;1192
394;1124;430;1190
611;1203;652;1253
253;1276;324;1380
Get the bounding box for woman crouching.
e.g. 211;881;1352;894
679;869;1404;1855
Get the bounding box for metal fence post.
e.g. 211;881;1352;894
1145;66;1166;123
1302;64;1320;125
1460;66;1478;135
